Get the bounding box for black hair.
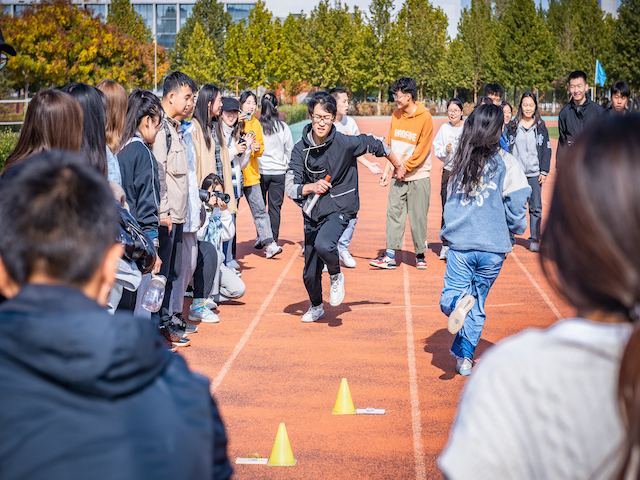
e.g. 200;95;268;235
193;84;221;150
447;98;464;114
119;90;164;153
484;83;504;97
202;173;224;191
611;80;631;98
512;92;547;133
568;70;588;84
449;104;504;198
391;76;418;101
238;91;257;132
61;83;108;178
307;91;337;117
259;92;282;136
329;87;348;99
162;71;198;98
0;150;118;287
476;96;493;107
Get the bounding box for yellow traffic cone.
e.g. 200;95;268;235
332;378;356;415
267;423;297;466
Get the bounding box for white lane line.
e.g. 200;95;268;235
263;303;523;316
403;264;426;479
210;244;302;393
510;251;562;320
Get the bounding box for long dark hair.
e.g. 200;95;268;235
513;92;547;133
119;89;163;153
449;104;504;198
193;84;220;151
238;90;257;133
97;79;128;153
538;114;640;479
2;90;83;175
61;83;108;177
215;103;242;145
259;92;282;135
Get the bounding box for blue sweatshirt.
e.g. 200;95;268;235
441;150;531;254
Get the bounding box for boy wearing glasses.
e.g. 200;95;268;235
286;92;405;323
370;76;434;270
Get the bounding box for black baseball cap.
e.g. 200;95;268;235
222;97;239;112
0;28;16;56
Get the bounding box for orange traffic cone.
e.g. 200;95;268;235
267;423;296;466
332;378;356;415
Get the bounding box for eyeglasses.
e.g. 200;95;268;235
393;92;408;101
0;53;8;70
311;114;333;125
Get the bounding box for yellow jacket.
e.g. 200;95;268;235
241;116;264;187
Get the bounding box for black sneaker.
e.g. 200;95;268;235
170;313;198;335
159;325;191;348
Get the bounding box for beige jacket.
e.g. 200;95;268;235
192;121;238;215
151;117;188;224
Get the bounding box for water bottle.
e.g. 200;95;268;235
141;274;167;312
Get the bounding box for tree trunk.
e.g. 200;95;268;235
23;78;30;121
377;83;382;116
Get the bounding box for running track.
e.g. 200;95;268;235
180;117;572;479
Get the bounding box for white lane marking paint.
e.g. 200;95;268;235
403;264;426;479
211;244;302;393
510;251;562;319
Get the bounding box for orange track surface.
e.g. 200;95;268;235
180;117;571;479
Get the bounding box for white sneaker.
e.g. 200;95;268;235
339;248;357;268
265;241;282;259
189;300;220;323
329;272;345;306
439;245;449;261
456;357;473;376
205;296;218;310
447;294;475;334
301;303;325;323
322;264;328;273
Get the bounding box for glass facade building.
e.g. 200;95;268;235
6;1;255;49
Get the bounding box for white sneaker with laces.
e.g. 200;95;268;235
439;245;449;261
189;300;219;323
329;272;345;306
265;241;282;259
205;296;218;310
301;303;325;323
456;357;473;376
447;294;475;334
339;248;357;268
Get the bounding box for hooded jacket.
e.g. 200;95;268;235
557;94;605;163
286;123;390;222
0;284;232;480
388;102;434;181
505;119;552;176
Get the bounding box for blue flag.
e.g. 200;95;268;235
595;60;606;87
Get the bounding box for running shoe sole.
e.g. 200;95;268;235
447;294;475;334
369;259;396;269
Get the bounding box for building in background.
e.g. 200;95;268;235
4;0;256;49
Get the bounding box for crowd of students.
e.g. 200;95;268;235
0;29;638;476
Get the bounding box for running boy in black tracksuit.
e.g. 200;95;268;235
285;92;405;323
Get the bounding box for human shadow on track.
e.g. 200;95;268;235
423;328;494;380
284;299;391;328
235;238;297;261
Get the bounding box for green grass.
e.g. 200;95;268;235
279;104;307;125
548;126;559;140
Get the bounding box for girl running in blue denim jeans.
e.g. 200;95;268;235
439;104;531;376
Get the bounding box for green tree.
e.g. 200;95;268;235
546;0;614;86
280;13;313;95
496;0;558;90
397;0;449;101
224;1;288;90
107;0;151;44
181;22;221;86
611;0;640;89
442;37;474;97
171;0;230;83
1;0;168;95
457;0;498;102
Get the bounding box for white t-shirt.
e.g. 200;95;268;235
433;122;464;171
258;122;293;176
439;317;632;480
334;115;360;136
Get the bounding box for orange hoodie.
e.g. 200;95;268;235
388;102;433;181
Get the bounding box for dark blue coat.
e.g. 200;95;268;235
0;284;232;480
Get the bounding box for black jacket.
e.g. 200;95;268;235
505;119;552;175
558;95;605;163
285;123;389;222
0;285;232;480
118;137;161;245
